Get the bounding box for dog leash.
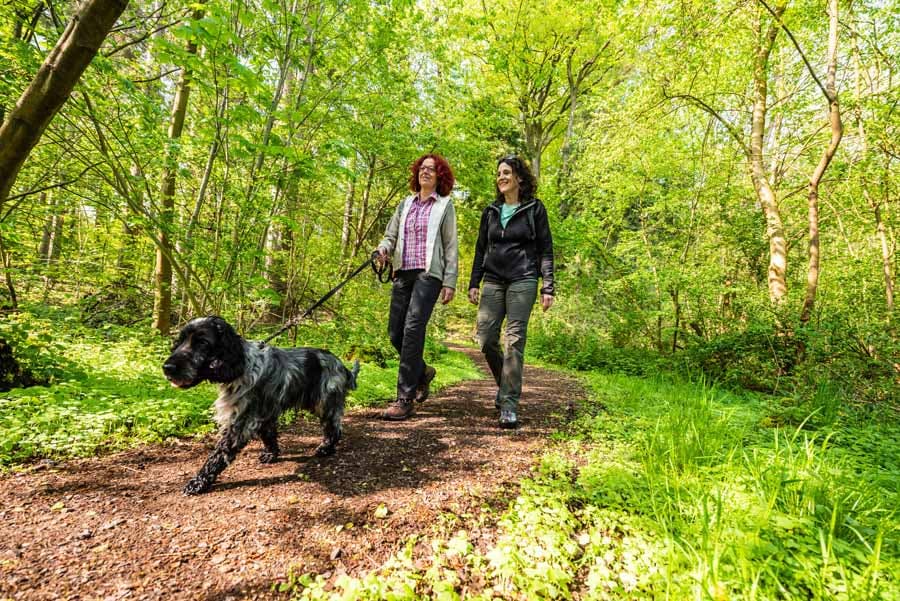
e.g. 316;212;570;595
259;253;392;345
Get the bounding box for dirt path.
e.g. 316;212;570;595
0;347;586;600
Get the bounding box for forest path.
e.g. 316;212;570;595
0;346;586;600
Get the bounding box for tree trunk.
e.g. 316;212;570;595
748;4;787;305
0;0;129;210
0;232;18;310
354;156;377;258
153;5;203;334
523;121;544;185
116;164;142;275
800;0;842;324
670;287;680;353
341;178;356;259
38;191;52;262
874;201;894;315
557;56;578;218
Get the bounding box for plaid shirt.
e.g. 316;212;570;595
401;192;436;270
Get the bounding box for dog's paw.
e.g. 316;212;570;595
314;443;336;457
258;451;279;464
183;477;211;495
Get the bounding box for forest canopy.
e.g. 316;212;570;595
0;0;898;405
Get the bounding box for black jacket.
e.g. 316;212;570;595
468;198;555;296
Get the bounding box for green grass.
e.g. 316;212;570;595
285;369;899;600
0;310;482;467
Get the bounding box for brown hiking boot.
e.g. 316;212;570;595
415;366;437;403
382;398;414;421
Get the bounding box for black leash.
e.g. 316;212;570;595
259;253;392;345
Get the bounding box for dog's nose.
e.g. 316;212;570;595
163;362;178;376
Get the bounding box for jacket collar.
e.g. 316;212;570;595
489;197;537;214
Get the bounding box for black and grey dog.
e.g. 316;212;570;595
163;316;360;495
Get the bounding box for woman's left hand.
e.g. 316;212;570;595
440;287;455;304
541;294;554;312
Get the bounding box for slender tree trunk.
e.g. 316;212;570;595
153;5;203;333
800;0;842;324
0;233;18;310
354;156;377;255
41;198;65;302
748;4;787;305
670;287;680;353
38;192;52;262
873;201;894;314
523;121;544;185
557;56;578;218
0;0;129;210
341;177;356;259
116;163;142;275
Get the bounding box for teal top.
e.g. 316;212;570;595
500;202;519;228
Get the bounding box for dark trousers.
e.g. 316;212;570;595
388;269;442;400
475;279;538;411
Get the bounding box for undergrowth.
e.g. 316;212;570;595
284;371;899;600
0;307;481;467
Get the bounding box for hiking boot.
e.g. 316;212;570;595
499;408;518;429
383;398;414;421
415;365;436;403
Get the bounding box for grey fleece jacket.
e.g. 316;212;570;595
376;193;459;289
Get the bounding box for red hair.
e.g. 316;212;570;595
409;153;455;197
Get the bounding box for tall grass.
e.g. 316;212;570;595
287;368;898;600
571;371;898;600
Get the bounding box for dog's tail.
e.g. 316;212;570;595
346;359;360;390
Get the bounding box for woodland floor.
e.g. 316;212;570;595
0;346;587;600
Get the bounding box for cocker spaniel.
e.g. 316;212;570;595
163;316;359;495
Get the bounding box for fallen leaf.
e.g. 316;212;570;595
50;502;65;512
373;504;389;519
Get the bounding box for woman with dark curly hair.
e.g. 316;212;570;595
374;153;458;421
468;155;555;429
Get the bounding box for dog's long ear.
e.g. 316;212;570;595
208;317;246;383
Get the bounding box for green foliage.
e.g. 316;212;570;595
0;309;214;466
530;319;665;375
676;323;801;393
284;368;899;600
0;307;481;466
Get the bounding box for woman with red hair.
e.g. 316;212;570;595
375;153;459;421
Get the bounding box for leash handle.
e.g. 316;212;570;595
371;250;393;284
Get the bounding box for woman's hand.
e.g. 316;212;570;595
373;248;390;267
440;287;455;304
541;294;554;311
468;288;480;305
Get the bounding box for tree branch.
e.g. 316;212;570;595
756;0;832;101
2;161;103;204
662;89;750;156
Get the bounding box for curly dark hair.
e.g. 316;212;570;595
409;154;455;197
495;155;537;203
